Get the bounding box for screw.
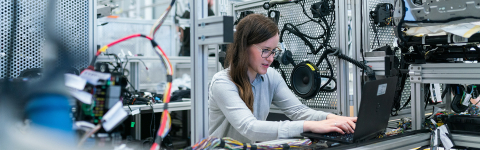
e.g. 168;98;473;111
418;77;421;80
418;67;420;70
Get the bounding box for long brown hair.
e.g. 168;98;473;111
225;14;278;112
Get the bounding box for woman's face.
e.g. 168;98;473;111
247;34;279;76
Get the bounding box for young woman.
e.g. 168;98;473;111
208;14;357;143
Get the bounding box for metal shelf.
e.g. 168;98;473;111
410;63;480;130
124;100;191;114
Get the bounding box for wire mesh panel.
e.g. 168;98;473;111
365;0;412;108
234;0;339;111
0;0;92;79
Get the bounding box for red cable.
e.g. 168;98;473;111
95;34;143;57
156;45;173;73
150;143;158;150
107;34;142;47
158;111;168;136
93;34;174;150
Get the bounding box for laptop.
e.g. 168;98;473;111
301;77;398;144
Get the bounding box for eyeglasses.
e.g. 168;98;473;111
253;44;282;58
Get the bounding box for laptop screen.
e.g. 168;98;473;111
352;77;399;142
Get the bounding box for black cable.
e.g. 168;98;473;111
127;103;132;112
126;77;138;93
276;0;337;92
441;84;450;100
360;48;365;85
319;58;336;92
310;6;332;51
295;20;313;26
360;0;365;87
279;0;334;55
150;104;155;138
105;53;122;72
4;0;18;93
327;48;376;80
396;13;407;47
280;24;324;55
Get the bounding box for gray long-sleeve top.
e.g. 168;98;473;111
208;67;331;143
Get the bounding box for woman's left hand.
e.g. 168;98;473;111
326;114;357;133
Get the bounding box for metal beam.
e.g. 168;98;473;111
195;16;234;45
337;0;349;116
348;132;431;150
452;133;480;148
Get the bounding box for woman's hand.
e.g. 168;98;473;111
327;114;357;131
303;115;357;134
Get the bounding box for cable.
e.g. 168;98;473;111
276;0;336;92
149;0;176;38
150;104;155;139
191;137;311;150
320;57;335;91
89;34;173;150
78;123;102;147
127;58;149;71
330;48;376;80
123;55;149;76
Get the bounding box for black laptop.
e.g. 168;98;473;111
301;77;398;144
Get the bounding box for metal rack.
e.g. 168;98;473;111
189;0;353;145
352;0;439;124
409;63;480;130
190;0;235;145
189;0;480;148
231;0;351;115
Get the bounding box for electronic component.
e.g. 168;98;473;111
234;11;254;25
76;72;127;127
218;44;228;68
290;61;322;100
268;10;281;25
311;0;330;18
370;3;393;27
446;115;480;133
450;85;469;113
262;0;300;10
97;5;117;18
392;0;480;64
394;0;480;27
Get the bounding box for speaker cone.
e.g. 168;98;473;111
290;61;321;99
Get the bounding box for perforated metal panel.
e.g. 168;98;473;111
366;0;412;108
0;0;92;79
234;0;338;110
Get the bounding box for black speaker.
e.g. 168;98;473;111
290;61;321;99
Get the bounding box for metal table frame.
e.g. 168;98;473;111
123;101;191;140
409;63;480;130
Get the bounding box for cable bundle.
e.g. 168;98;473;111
149;0;176;37
148;1;176;149
190;137;312;150
87;33;174;150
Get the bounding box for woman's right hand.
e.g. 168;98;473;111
303;119;355;134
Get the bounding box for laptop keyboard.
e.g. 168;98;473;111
322;132;354;142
